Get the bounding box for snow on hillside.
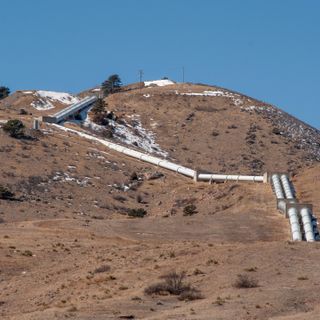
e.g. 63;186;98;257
144;79;175;87
36;91;79;105
176;89;244;106
64;107;168;157
24;90;79;110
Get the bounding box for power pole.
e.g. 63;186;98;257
182;66;185;83
139;69;144;89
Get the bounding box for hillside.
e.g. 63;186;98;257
0;81;319;320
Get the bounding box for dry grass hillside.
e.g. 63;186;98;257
0;82;319;320
106;82;320;175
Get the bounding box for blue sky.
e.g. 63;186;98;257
1;0;319;128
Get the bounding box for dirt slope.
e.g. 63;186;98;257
0;82;319;319
106;82;320;175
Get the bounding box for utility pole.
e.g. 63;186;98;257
182;66;185;83
139;69;144;89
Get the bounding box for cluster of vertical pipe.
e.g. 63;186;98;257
271;173;315;242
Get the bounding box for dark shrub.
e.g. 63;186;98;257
0;185;14;200
0;86;10;100
233;274;259;288
3;120;25;138
128;208;147;218
145;271;203;300
102;127;114;139
94;265;111;274
183;204;197;216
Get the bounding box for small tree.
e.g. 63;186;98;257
3;119;25;138
91;98;109;125
101;74;122;96
0;86;10;100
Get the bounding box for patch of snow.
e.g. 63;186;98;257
144;79;175;87
176;89;244;106
92;88;101;92
143;94;151;98
30;90;80;111
23;91;33;94
36;91;79;105
178;90;227;97
64;106;168;157
31;99;55;110
51;171;91;186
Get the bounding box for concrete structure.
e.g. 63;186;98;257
42;96;97;124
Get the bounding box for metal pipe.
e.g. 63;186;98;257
288;207;302;241
300;207;315;242
280;174;294;199
271;174;285;199
51;124;195;178
51;124;263;182
197;173;264;182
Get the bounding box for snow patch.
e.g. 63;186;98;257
30;90;80;111
144;79;175;87
36;91;79;105
176;89;244;106
64;106;168;157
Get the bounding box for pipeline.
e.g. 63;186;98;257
287;207;302;241
271;174;285;199
198;173;263;182
280;174;294;199
276;174;316;242
50;124;318;242
50;124;264;183
271;173;302;241
300;207;315;242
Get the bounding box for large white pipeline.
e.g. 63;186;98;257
280;174;294;199
288;207;303;241
271;174;285;199
198;173;264;182
300;207;315;242
51;124;264;183
52;124;195;178
279;174;316;242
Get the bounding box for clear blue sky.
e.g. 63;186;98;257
1;0;319;128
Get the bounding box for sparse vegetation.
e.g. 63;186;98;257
91;98;109;125
0;86;10;100
127;208;147;218
2;119;25;138
94;265;111;274
21;250;33;257
101;74;122;96
0;185;14;200
183;204;198;216
233;274;259;288
145;271;203;301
